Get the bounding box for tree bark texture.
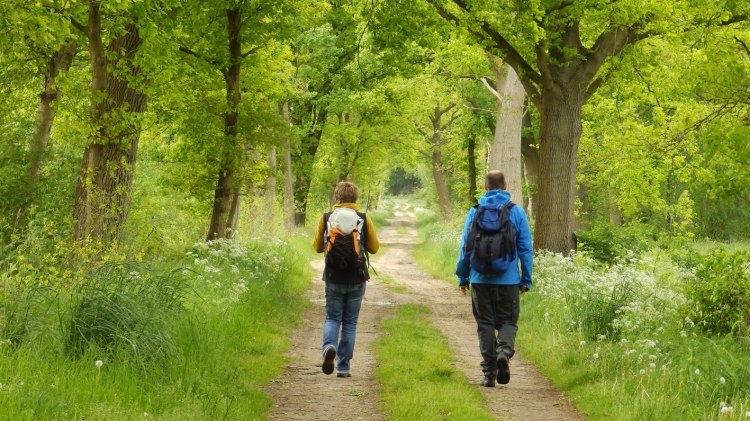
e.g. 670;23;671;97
73;2;147;242
206;7;242;240
534;86;583;253
488;62;525;203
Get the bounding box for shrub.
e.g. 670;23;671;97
686;250;750;336
567;282;634;341
576;223;652;265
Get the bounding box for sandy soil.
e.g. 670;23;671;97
267;201;584;420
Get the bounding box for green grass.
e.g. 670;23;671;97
374;304;494;421
0;238;312;420
411;219;461;285
373;272;409;293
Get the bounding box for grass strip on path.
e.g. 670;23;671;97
374;304;494;421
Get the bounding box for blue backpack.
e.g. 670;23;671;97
466;203;517;274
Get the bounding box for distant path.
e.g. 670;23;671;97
268;201;584;420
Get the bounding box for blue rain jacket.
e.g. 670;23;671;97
456;190;533;289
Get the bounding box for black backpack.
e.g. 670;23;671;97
323;210;369;283
465;203;517;275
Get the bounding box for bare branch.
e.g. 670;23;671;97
481;76;502;100
735;35;750;56
70;17;87;33
241;43;266;58
179;46;222;68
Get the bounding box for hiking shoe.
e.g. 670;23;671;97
322;346;336;375
497;353;510;384
336;372;352;378
481;375;496;387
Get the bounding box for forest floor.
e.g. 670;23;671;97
268;201;584;420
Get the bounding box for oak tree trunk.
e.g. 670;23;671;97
292;107;327;226
534;86;583;253
73;4;146;242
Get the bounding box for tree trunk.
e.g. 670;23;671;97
432;149;451;218
264;145;277;232
534;86;583;253
28;42;77;187
292;107;327;226
73;3;146;242
488;62;525;203
206;7;242;241
467;135;477;203
280;103;295;231
520;107;539;223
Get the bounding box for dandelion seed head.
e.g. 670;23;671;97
95;360;103;368
649;363;656;369
694;368;700;375
719;377;726;384
639;369;646;374
720;406;733;414
579;340;586;346
593;353;599;359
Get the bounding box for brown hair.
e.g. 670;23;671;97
485;170;507;190
334;181;359;204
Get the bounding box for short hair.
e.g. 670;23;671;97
485;170;507;190
334;181;359;204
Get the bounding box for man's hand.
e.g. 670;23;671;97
520;285;529;294
460;285;469;296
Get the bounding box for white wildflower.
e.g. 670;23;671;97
649;363;656;369
95;360;103;368
593;353;599;359
720;406;733;414
744;411;750;418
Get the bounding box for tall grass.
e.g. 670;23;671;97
0;235;311;420
374;304;494;421
412;218;750;420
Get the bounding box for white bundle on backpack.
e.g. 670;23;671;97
327;207;363;235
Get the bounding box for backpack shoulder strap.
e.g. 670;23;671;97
356;212;367;240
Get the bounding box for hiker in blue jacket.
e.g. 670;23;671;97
456;170;533;387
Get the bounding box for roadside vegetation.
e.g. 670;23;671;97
0;237;311;420
413;219;750;420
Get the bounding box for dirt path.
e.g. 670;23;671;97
268;201;583;420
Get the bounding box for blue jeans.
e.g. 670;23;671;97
322;282;366;373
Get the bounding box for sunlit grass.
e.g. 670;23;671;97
374;304;494;421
